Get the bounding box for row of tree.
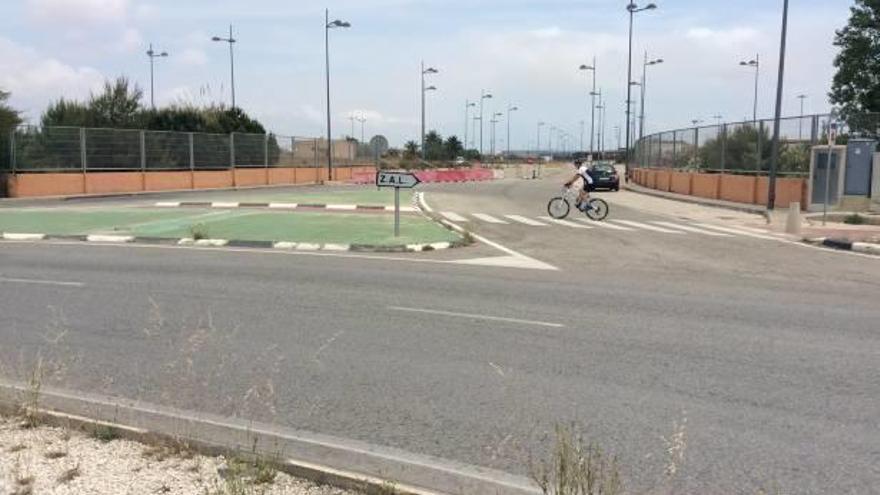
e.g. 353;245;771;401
401;131;481;162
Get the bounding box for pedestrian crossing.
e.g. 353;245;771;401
437;211;785;241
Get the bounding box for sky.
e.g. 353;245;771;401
0;0;854;149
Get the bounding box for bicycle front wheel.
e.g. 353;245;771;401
585;198;609;221
547;197;570;219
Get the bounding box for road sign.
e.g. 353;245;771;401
376;171;421;189
375;171;421;237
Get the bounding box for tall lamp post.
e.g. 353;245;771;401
537;121;545;157
625;2;657;175
490;112;503;157
357;115;366;147
211;25;237;109
421;62;439;159
712;114;723;126
479;90;493;157
767;0;790;211
639;53;663;139
739;55;760;123
549;125;556;159
797;94;808;140
464;101;476;151
146;44;168;110
579;59;597;156
324;10;351;179
506;105;518;158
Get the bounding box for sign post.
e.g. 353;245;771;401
376;171;421;237
823;115;838;226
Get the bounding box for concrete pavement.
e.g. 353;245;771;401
0;175;878;494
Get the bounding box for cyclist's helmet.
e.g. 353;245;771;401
573;158;583;167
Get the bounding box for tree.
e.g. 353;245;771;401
830;0;880;123
88;77;144;128
41;98;93;128
403;140;419;159
0;90;21;132
424;130;444;160
697;124;773;171
444;135;464;160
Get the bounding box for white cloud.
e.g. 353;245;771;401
26;0;130;25
119;27;143;53
177;48;208;67
0;37;105;122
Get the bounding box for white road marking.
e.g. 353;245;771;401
504;215;548;226
2;233;46;241
0;277;84;287
441;211;469;222
211;202;239;208
268;203;298;209
610;220;685;234
538;216;592;229
576;218;634;231
472;213;509;224
326;204;357;210
387;306;564;328
651;221;732;236
730;225;775;235
693;223;780;240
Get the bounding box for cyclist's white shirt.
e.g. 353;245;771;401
577;165;594;184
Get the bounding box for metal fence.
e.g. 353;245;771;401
0;125;377;173
633;113;880;176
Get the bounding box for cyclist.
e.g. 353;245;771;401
564;159;595;211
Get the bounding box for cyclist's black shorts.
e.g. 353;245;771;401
582;181;596;192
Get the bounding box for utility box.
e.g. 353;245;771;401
844;138;876;196
809;145;847;212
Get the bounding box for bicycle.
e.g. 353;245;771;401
547;187;609;221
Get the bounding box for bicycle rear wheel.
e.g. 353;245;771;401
547;197;570;219
585;198;609;221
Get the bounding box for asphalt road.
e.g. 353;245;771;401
1;176;878;494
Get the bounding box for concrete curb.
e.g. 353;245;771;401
0;232;467;253
0;380;539;495
622;183;767;216
156;201;419;213
803;236;880;255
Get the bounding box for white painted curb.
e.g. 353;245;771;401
326;204;357;210
322;243;350;251
155;201;181;207
211;202;240;208
2;233;46;241
178;238;229;247
269;203;298;209
852;242;880;255
86;235;135;243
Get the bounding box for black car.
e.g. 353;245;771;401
589;163;620;191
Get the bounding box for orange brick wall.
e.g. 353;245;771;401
755;177;806;209
295;168;318;184
233;168;268;187
691;174;719;199
655;170;671;192
335;167;352;181
193;170;233;189
85;172;144;194
268;168;295;185
8;173;85;197
145;171;192;191
669;172;691;195
719;175;757;204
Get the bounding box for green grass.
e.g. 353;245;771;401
0;208;459;246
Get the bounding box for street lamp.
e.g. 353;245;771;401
357;115;367;147
146;43;168;109
691;119;703;126
549;125;556;158
479;90;493;157
211;25;237;109
537;121;545;157
625;2;657;174
464;101;476;151
797;94;808;140
324;10;351;179
491;112;503;156
421;62;439;159
639;53;663;139
579;120;585;151
739;55;760;123
767;0;790;211
712;114;723;126
579;59;597;156
506;105;518;158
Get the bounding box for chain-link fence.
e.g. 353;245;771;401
633;113;880;176
0;125;378;173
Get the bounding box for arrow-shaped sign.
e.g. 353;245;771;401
376;171;421;189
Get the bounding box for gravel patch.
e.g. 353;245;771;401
0;416;359;495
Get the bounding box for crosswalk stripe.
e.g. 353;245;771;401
539;216;592;229
729;225;775;235
610;220;685;234
441;211;469;222
576;218;634;231
651;221;732;236
472;213;509;224
505;215;548;226
693;223;780;240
